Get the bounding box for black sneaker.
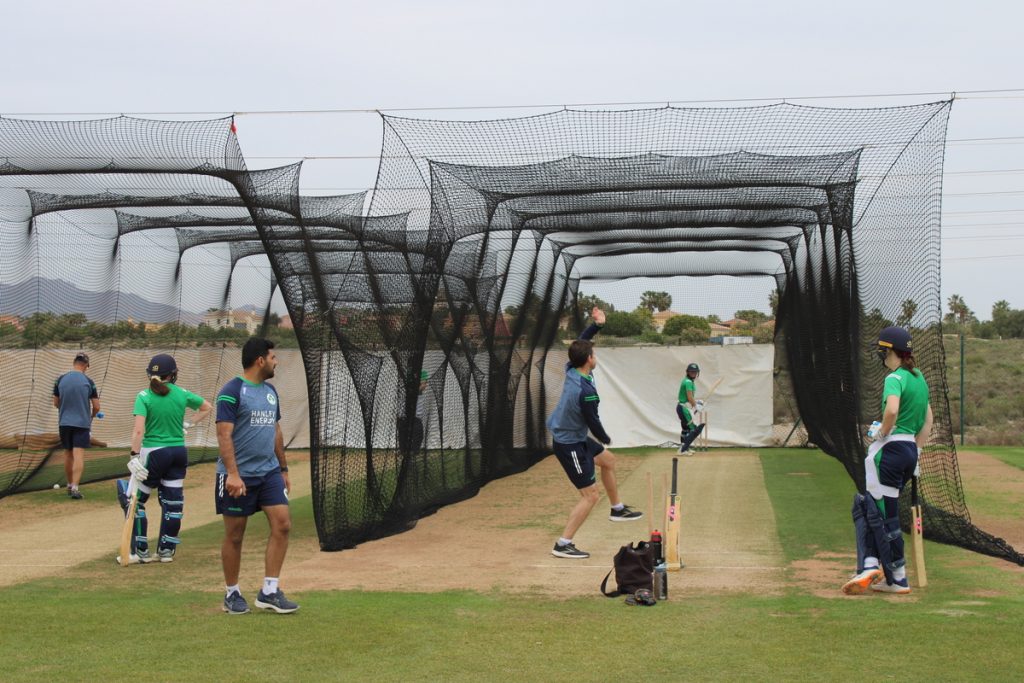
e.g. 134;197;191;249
551;542;590;559
609;505;643;522
223;590;250;615
68;488;83;500
255;589;300;614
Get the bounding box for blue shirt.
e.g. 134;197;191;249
546;324;611;445
53;371;98;428
215;377;281;477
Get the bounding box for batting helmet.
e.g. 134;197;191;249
686;362;700;375
147;353;178;377
877;326;912;354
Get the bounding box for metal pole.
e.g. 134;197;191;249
960;332;965;446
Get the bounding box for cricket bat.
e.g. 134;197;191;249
119;477;139;567
701;377;724;405
911;476;927;587
665;457;681;571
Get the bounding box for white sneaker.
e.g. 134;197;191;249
871;578;911;594
115;552;153;565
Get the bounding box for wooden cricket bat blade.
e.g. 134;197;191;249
665;458;681;570
119;480;138;567
911;503;927;587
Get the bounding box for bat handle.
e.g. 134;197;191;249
911;475;919;506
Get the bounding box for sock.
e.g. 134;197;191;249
611;503;624;511
892;566;907;582
263;577;279;595
864;556;879;570
225;584;240;598
557;537;572;547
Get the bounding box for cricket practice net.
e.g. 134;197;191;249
1;104;1020;564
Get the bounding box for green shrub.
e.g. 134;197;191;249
662;314;710;337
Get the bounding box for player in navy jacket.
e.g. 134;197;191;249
546;307;643;559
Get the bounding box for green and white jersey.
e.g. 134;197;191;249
678;377;696;405
133;383;205;448
881;367;929;435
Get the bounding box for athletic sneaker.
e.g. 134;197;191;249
255;589;300;614
224;590;251;615
68;488;83;500
677;444;689;455
115;551;154;565
871;577;911;594
841;567;883;595
609;505;643;522
551;542;590;559
157;549;175;563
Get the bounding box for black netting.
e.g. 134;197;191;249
1;106;1020;565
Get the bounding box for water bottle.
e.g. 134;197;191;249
650;529;663;565
866;420;882;440
96;412;104;419
655;562;668;601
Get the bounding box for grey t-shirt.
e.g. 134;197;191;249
53;371;98;428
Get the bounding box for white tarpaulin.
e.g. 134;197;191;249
545;344;775;448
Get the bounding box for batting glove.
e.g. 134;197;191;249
694;400;705;413
127;456;149;482
914;448;922;477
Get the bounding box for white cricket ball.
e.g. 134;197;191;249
53;484;61;489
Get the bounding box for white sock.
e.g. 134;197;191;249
263;577;279;595
611;503;624;511
863;557;879;571
893;566;907;581
557;537;572;547
225;584;240;598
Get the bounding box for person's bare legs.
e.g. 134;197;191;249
594;449;620;506
221;515;248;586
561;484;600;539
63;448;74;487
63;447;84;487
70;447;84;487
262;505;291;579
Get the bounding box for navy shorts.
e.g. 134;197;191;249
215;469;289;517
59;426;91;450
676;403;694;430
553;437;606;489
141;446;188;487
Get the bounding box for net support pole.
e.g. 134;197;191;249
960;333;965;446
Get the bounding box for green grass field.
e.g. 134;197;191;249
3;448;1022;682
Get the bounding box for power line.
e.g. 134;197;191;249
3;87;1024;118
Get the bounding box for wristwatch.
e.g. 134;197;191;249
280;466;289;473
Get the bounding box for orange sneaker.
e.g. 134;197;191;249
842;567;883;595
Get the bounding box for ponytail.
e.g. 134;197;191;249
150;375;170;396
897;350;918;376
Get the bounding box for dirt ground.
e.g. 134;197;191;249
281;449;786;597
1;448;1020;599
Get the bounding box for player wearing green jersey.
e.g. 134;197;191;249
676;362;704;454
118;354;212;564
843;326;933;595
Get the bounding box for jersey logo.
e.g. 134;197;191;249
267;392;277;405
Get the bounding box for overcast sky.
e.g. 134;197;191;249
2;0;1022;320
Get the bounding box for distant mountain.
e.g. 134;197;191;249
0;277;205;325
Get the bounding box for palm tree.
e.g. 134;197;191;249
640;291;672;312
946;294;974;332
896;299;917;328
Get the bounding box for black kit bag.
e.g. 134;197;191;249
600;541;655;597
